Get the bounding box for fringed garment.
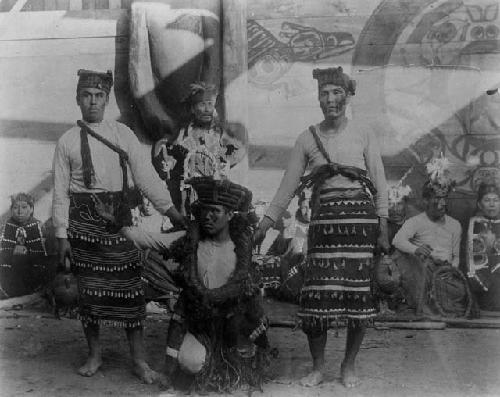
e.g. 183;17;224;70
69;193;144;328
1;218;47;257
252;254;282;290
165;219;270;393
298;188;378;332
0;217;50;298
466;216;500;311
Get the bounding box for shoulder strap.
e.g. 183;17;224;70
77;120;128;162
308;125;332;164
77;120;129;196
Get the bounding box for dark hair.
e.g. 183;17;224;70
477;183;500;202
10;193;34;208
295;208;310;224
192;204;251;239
421;182;435;199
421;181;451;199
274;210;291;232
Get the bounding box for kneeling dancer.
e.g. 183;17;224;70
161;177;270;393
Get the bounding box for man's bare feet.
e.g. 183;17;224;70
340;361;360;388
132;360;158;384
299;370;323;387
78;355;102;377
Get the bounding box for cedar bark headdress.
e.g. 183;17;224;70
77;69;113;94
187;177;252;212
312;66;356;95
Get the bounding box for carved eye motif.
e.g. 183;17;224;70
470;25;484;40
485;24;499;39
428;22;458;43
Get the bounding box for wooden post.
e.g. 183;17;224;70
221;0;249;185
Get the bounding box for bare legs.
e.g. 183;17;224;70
78;322;157;384
78;322;102;376
300;321;366;388
299;331;326;386
341;321;366;388
126;326;158;384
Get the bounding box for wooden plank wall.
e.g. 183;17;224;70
0;0;499;229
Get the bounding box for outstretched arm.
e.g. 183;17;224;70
255;135;308;245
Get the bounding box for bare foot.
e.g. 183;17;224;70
299;370;323;387
78;356;102;377
132;360;158;384
341;361;360;388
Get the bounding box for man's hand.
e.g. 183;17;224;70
164;206;186;229
415;244;433;258
12;245;28;256
253;216;274;247
57;238;73;268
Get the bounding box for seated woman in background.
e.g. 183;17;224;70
467;183;500;311
0;193;51;298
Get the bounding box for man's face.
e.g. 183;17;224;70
140;197;155;216
424;193;447;221
319;83;349;120
191;97;216;125
77;87;108;123
478;193;500;219
11;200;33;225
199;204;233;236
299;201;311;222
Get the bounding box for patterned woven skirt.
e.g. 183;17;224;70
68;193;145;328
298;188;378;332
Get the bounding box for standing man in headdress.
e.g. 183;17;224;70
254;67;389;388
152;82;248;213
52;69;184;383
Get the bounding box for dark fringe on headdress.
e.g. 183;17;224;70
312;67;356;95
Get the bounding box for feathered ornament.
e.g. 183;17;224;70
388;184;412;204
388;166;413;205
425;153;455;195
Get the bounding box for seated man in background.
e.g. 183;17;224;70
161;176;270;393
392;170;462;316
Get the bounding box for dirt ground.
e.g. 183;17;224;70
0;298;500;397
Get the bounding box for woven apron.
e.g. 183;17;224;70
69;192;145;328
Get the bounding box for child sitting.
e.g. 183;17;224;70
0;193;49;298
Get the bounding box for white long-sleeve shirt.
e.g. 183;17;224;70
392;212;462;267
266;121;388;222
52;120;173;238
